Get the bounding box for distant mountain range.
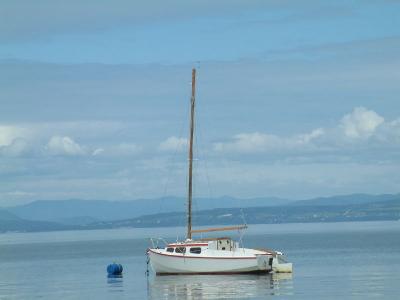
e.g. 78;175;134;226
0;209;69;232
89;198;400;229
288;193;400;206
0;193;399;233
5;196;291;224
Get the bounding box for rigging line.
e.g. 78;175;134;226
191;145;206;228
195;90;245;239
192;130;199;222
238;209;248;248
191;95;201;228
240;208;247;227
157;91;191;217
191;70;205;226
196;114;214;201
194;70;214;204
192;160;198;230
192;75;213;204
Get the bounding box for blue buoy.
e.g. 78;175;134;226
107;263;123;275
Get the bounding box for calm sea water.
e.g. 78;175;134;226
0;221;399;299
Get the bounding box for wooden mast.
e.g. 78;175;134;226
187;68;196;240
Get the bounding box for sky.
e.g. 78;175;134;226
0;0;400;206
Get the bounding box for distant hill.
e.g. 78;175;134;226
290;193;400;206
1;194;399;233
0;209;71;233
0;209;20;221
6;196;291;224
89;198;400;229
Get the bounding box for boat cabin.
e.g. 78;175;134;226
165;237;239;255
205;237;236;251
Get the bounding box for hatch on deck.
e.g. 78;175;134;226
207;238;235;251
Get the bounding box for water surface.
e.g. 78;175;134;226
0;221;399;299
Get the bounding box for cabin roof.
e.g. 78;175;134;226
197;237;231;241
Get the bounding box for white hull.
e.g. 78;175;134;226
148;248;273;275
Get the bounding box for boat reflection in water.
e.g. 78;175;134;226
147;273;293;299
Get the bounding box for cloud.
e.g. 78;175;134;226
377;119;400;144
0;138;31;157
339;107;384;139
92;148;105;156
0;125;30;146
0;121;146;159
46;136;86;156
0;125;33;156
159;136;188;152
214;107;399;154
214;129;325;153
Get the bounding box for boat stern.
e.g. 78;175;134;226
255;254;274;272
272;254;293;273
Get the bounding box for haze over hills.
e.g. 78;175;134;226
91;198;400;229
0;193;398;233
289;193;400;206
0;209;20;221
6;196;291;224
0;209;68;232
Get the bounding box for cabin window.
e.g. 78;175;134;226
190;247;202;254
222;247;226;250
166;248;174;252
175;247;186;253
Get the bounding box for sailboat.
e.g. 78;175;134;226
147;69;293;275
